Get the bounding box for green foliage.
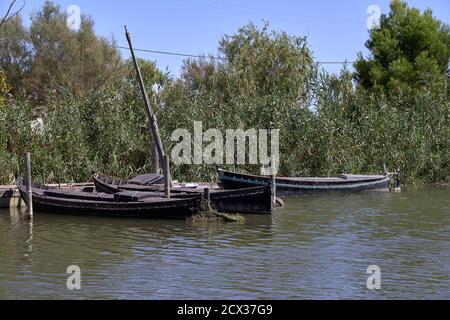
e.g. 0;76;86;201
219;22;313;103
0;1;121;103
0;15;30;96
157;22;316;181
311;73;449;183
0;14;448;186
0;68;10;107
354;0;450;98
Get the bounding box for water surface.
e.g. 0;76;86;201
0;186;449;299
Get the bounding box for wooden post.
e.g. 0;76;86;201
164;155;171;198
203;188;212;212
270;154;276;213
16;188;22;208
24;152;33;216
271;175;276;213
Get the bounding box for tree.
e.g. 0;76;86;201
0;1;122;102
158;22;317;178
354;0;450;97
0;0;25;29
27;1;121;102
219;22;313;105
0;68;11;107
0;15;30;95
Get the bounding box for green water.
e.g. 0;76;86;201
0;186;449;299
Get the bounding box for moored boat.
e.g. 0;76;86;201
93;174;276;214
0;188;14;208
217;168;398;196
16;178;202;219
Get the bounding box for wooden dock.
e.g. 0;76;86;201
0;182;95;208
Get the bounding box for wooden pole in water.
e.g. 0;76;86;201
24;152;33;216
203;188;212;211
164;155;171;198
270;154;276;213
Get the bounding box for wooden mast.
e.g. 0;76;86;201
124;26;171;197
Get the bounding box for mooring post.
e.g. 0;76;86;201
203;188;215;212
203;188;211;210
16;191;22;208
24;152;33;216
271;154;276;213
164;155;171;198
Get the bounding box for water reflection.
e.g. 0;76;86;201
0;186;449;299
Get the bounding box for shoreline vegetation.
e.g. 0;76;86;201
0;1;449;186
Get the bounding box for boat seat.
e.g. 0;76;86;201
33;188;46;196
113;191;164;202
129;174;164;186
43;189;115;202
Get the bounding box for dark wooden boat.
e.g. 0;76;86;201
217;168;395;196
0;188;14;208
118;173;164;185
93;174;275;214
16;178;202;219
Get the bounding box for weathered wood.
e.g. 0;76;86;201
164;155;171;198
15;177;202;219
0;182;94;190
125;26;172;192
271;155;276;213
203;188;212;211
124;26;167;176
0;188;13;208
24;152;33;215
218;167;393;195
93;174;274;214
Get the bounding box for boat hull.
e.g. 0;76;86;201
16;179;202;219
218;168;391;196
93;175;274;214
0;189;13;208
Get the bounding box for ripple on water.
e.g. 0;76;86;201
0;186;449;299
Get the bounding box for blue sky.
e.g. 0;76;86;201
4;0;450;76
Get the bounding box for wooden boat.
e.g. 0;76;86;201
0;188;13;208
217;168;396;196
16;178;202;219
118;173;164;185
93;174;275;214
